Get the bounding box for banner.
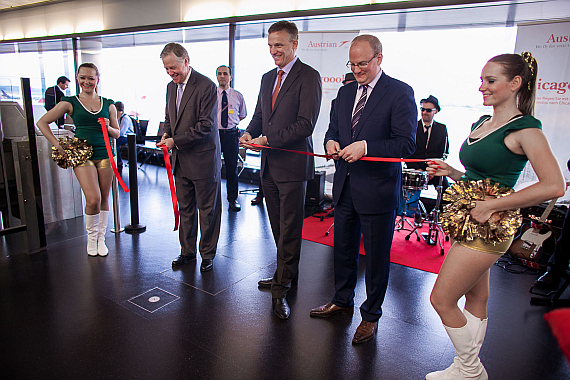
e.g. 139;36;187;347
515;22;570;189
298;31;358;158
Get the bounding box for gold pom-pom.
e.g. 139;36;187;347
51;137;93;169
440;179;522;245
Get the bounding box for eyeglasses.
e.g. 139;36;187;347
421;107;436;113
346;54;378;70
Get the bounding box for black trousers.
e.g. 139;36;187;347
219;128;239;202
548;207;570;275
331;179;396;322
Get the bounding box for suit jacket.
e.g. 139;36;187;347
246;59;322;182
45;85;65;126
164;69;221;180
406;120;448;171
324;73;417;214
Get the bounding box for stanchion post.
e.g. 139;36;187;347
125;134;146;233
110;139;124;233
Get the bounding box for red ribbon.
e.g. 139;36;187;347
245;143;428;162
98;118;129;192
162;145;179;231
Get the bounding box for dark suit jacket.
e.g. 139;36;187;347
406;120;448;171
45;85;65;126
324;73;417;214
246;59;322;182
164;69;221;180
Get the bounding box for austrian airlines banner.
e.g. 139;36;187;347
298;31;358;157
515;22;570;183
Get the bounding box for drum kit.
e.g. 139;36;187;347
395;167;449;255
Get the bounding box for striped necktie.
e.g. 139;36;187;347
351;85;368;138
176;83;184;116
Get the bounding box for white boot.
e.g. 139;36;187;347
85;213;100;256
426;311;488;380
98;210;109;256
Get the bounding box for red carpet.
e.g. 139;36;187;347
302;216;451;274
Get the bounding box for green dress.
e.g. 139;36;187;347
459;114;542;188
62;95;114;160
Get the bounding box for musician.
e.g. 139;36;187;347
426;53;565;379
407;95;449;190
535;158;570;289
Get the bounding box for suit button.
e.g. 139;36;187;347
268;122;272;126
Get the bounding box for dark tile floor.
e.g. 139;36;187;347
1;164;569;379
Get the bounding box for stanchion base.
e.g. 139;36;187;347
125;224;146;233
111;227;125;233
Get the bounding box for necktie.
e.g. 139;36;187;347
271;70;285;110
221;90;228;128
351;85;368;138
176;83;184;116
424;125;431;148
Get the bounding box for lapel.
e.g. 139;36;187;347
341;82;357;143
263;69;277;118
416;121;428;149
175;69;197;128
271;59;302;117
351;73;390;142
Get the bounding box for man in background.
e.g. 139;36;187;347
216;65;247;212
45;76;70;128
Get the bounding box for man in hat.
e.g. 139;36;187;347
407;95;449;190
330;72;356;120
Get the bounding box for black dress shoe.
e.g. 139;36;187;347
200;258;213;272
310;302;353;318
535;271;561;289
229;200;241;211
251;194;264;206
172;254;194;268
258;274;298;288
273;297;290;319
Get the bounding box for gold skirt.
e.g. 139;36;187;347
456;235;514;255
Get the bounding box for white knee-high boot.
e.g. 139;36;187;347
98;210;109;256
85;213;100;256
426;312;488;380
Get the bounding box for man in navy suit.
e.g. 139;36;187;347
310;35;416;344
240;21;322;320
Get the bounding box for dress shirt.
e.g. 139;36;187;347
177;67;192;97
216;87;247;129
273;56;299;92
119;113;134;137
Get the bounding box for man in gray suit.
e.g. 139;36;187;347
157;42;222;273
240;21;322;319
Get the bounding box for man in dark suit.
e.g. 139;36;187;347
310;35;416;344
157;42;222;273
406;95;449;190
239;21;322;320
44;76;70;127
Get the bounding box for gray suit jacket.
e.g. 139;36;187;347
246;59;322;182
164;69;221;180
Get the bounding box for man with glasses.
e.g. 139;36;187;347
407;95;450;190
240;20;322;320
311;35;416;344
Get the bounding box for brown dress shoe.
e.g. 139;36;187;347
310;302;353;318
352;320;378;344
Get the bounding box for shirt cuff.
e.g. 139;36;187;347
363;140;367;156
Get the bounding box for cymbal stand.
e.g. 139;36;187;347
422;176;448;255
395;189;423;241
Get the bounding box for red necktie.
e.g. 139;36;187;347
271;70;284;110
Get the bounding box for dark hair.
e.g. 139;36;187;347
77;63;100;78
160;42;189;63
115;101;124;112
216;65;232;75
57;76;70;84
268;20;298;41
351;35;383;55
488;52;538;115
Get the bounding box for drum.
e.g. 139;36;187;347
402;169;429;190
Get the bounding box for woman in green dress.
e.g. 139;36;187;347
37;63;120;257
425;53;565;380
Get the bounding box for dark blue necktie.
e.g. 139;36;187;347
351;85;368;138
221;90;228;128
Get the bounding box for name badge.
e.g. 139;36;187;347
228;109;235;114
